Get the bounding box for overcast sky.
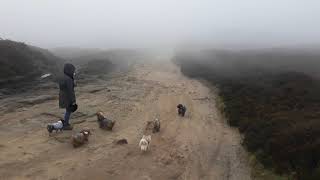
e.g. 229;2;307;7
0;0;319;49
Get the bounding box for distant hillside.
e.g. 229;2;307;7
51;47;152;84
0;40;64;88
51;47;103;60
51;47;150;69
174;48;320;78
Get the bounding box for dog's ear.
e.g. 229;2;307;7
96;112;103;120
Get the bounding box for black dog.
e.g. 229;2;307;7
177;104;187;117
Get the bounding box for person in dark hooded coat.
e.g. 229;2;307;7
59;63;77;130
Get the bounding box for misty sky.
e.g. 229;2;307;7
0;0;319;49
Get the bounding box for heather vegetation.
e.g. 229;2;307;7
0;40;63;82
174;49;320;179
0;40;64;95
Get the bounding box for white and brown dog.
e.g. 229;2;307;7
139;135;151;152
71;128;91;148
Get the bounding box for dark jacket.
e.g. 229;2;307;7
59;64;76;110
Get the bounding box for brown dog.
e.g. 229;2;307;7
153;118;160;133
145;118;160;134
96;111;116;130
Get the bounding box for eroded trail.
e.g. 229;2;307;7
0;59;251;180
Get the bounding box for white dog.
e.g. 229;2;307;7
139;135;151;152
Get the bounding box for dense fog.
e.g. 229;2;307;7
0;0;319;49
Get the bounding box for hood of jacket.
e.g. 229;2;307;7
64;63;75;79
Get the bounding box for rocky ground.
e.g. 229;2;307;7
0;58;251;180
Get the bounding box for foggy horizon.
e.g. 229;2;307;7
1;0;319;49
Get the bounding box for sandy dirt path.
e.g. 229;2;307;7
0;59;251;180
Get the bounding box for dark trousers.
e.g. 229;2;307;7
64;109;72;125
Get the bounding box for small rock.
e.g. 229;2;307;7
41;73;52;79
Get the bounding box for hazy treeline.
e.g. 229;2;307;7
174;48;320;179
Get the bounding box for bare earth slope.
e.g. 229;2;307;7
0;59;251;180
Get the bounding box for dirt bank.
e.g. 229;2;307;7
0;59;251;180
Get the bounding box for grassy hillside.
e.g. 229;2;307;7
174;49;320;179
0;40;64;88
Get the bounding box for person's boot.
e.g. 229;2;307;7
63;124;73;130
61;119;73;130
